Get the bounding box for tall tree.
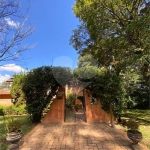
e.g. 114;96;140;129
77;54;98;68
10;73;26;106
0;0;34;63
70;0;150;74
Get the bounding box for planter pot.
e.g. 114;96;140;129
6;130;22;144
127;130;142;144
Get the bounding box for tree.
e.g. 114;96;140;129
74;53;128;127
74;54;99;83
66;93;76;109
10;73;26;106
70;0;150;74
70;0;150;123
22;66;72;123
123;68;150;109
77;54;98;68
0;0;34;63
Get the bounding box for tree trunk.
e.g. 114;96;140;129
109;102;115;128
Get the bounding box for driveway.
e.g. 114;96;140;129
19;122;149;150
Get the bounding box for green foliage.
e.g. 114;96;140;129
0;115;36;150
74;60;127;117
6;119;21;133
4;105;27;115
70;0;150;76
52;66;73;86
0;105;5;116
74;66;98;81
10;73;26;106
120;68;150;109
122;109;150;125
77;54;98;68
66;93;76;108
22;66;72;123
126;119;139;130
71;0;150;120
87;67;127;117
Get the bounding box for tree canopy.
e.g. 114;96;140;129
70;0;150;76
70;0;150;115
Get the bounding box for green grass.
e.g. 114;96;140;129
0;115;36;150
121;109;150;149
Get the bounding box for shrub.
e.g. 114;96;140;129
66;93;76;108
7;119;21;132
5;105;16;115
10;73;26;106
126;119;139;130
22;66;72;123
0;105;5;116
5;105;27;115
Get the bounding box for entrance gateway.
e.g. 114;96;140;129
41;86;111;124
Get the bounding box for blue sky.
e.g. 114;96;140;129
0;0;79;83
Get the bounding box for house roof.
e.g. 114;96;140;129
6;78;13;82
0;90;10;95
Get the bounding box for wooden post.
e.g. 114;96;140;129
109;102;115;128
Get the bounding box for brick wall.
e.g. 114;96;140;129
84;89;111;123
0;94;12;99
41;87;65;124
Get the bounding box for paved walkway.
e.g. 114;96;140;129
19;123;149;150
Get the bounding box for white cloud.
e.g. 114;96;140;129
5;18;20;28
0;64;26;73
0;74;11;84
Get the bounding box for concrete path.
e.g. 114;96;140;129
75;112;86;122
19;123;149;150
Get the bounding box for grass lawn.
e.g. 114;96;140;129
121;109;150;149
0;115;36;150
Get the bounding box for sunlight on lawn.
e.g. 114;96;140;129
0;115;36;150
121;109;150;149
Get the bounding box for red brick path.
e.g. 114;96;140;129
19;123;149;150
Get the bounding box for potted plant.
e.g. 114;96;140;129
5;119;22;144
126;119;142;144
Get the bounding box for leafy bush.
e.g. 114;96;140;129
7;119;21;132
22;66;72;123
5;105;27;115
126;119;139;130
10;73;26;106
5;105;16;115
0;105;5;116
66;93;76;108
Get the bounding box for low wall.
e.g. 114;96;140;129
0;99;12;106
41;87;65;124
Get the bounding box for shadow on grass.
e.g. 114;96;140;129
122;114;150;126
122;109;150;126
